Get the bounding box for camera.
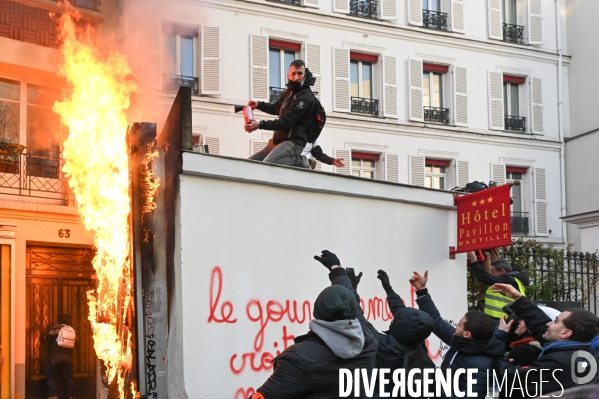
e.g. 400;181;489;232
502;304;519;325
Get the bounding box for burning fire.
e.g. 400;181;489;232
53;5;138;398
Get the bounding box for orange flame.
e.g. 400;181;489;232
53;5;138;398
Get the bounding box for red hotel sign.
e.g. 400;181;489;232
455;184;512;253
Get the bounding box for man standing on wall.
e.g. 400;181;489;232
46;313;76;399
245;60;321;168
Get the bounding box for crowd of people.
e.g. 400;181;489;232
248;250;599;399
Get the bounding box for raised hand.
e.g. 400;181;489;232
498;316;514;333
377;270;393;293
409;270;429;290
314;250;341;270
492;283;523;300
346;268;363;290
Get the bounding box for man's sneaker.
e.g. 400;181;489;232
309;158;316;170
299;155;310;169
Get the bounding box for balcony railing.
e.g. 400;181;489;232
503;23;525;44
351;97;379;116
269;87;285;103
50;0;100;11
350;0;378;19
163;74;199;95
505;115;527;132
424;106;450;124
0;146;72;205
512;212;530;235
423;10;448;30
266;0;302;5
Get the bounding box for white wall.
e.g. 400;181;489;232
172;153;466;398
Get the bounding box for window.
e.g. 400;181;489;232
0;78;20;145
351;152;379;179
424;159;449;189
422;64;449;124
502;0;524;43
422;0;448;30
506;167;529;234
163;23;198;94
26;84;61;178
503;75;526;132
350;53;378;116
268;40;300;103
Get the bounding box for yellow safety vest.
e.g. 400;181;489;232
484;278;526;319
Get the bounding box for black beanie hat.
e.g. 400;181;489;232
387;308;434;346
313;286;357;322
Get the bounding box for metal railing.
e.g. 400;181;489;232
503;23;525;44
424;106;450;124
266;0;302;5
350;0;378;19
163;74;199;95
269;87;285;103
505;115;527;132
351;97;379;116
423;9;448;30
0;147;72;205
511;212;530;234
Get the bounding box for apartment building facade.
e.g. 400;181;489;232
125;0;570;247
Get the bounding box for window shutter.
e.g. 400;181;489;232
383;55;398;118
333;0;349;13
533;167;548;236
313;160;322;171
250;34;269;102
408;57;424;122
380;0;397;20
332;48;350;113
455;159;470;187
201;26;221;95
204;136;221;155
250;139;268;156
531;77;544;133
385;153;400;183
490;163;506;185
451;0;465;33
488;71;504;130
527;0;543;44
453;65;468;127
409;155;425;186
305;43;322;100
333;148;351;175
303;0;319;8
407;0;423;26
488;0;503;40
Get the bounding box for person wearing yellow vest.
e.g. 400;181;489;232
467;251;530;320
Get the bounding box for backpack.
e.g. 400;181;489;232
464;181;489;193
56;325;76;348
306;92;326;143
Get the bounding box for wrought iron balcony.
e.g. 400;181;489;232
269;87;285;103
505;115;527;132
163;74;199;95
351;97;379;116
422;10;448;30
350;0;378;19
511;212;530;235
424;106;450;124
503;23;525;44
266;0;302;5
0;145;72;205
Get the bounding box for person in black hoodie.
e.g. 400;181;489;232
467;251;529;320
245;59;316;168
410;270;505;398
348;268;435;398
249;250;378;399
492;283;599;398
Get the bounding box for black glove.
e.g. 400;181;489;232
377;270;393;293
346;268;363;291
314;250;341;270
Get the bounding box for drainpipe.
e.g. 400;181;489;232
555;0;568;246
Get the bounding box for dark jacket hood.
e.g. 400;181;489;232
313;285;357;322
511;270;530;286
387;308;434;346
286;68;316;92
450;333;506;357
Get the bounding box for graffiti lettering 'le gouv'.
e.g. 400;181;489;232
207;266;442;399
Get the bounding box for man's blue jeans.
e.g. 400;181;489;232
46;359;74;398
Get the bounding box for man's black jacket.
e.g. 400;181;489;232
255;268;378;399
493;296;599;398
257;68;316;147
416;289;505;398
469;261;529;292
